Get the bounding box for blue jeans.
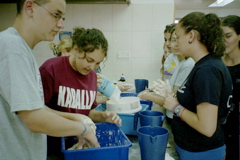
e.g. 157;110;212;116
176;145;226;160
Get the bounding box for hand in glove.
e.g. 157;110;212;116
151;79;173;97
116;82;133;92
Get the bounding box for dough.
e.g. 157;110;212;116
67;115;96;150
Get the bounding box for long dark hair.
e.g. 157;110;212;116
221;15;240;48
179;12;225;58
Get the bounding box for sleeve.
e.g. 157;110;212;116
164;54;178;74
0;53;43;112
193;66;222;106
39;66;54;106
174;63;194;87
90;71;98;109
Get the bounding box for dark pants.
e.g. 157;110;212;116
47;136;64;160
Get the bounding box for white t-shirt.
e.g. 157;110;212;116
163;53;179;81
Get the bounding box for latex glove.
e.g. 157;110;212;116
163;94;179;112
71;114;96;130
116;82;133;92
68;137;91;150
103;111;122;126
78;115;97;149
68;116;98;150
138;89;150;98
138;91;159;101
152;79;172;97
76;123;99;149
81;115;96;133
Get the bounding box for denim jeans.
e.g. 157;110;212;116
176;144;226;160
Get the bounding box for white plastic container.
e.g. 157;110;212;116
106;97;142;114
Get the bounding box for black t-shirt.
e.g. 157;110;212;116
172;54;232;152
222;64;240;136
227;64;240;116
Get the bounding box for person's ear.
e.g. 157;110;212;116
24;0;34;17
188;30;197;44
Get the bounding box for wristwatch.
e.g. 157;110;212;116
175;106;184;117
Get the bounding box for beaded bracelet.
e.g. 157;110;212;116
171;103;180;115
80;122;87;136
180;108;186;121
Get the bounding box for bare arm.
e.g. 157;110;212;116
139;92;165;106
139;84;179;106
44;106;87;122
183;102;218;137
88;109;122;126
163;95;218;137
18;107;85;137
17;107;100;147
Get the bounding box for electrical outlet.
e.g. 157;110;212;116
118;51;130;59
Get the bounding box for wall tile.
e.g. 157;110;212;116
92;5;113;31
102;31;114;58
152;4;175;31
131;57;151;81
72;4;93;29
111;32;132;58
132;32;152;58
62;4;74;31
112;4;133;32
101;57;132;82
132;4;152;31
151;31;164;58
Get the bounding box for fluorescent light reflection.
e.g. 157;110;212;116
208;0;234;7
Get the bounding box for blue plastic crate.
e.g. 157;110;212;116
61;122;132;160
95;104;149;135
121;92;153;110
120;92;138;97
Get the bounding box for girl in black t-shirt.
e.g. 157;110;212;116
162;12;233;160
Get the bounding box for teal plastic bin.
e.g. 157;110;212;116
61;122;132;160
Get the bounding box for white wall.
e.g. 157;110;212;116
176;8;240;19
0;1;175;87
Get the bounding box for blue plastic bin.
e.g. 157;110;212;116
121;92;153;110
61;122;132;160
95;104;149;135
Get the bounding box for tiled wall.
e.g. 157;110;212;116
0;1;175;88
62;3;175;86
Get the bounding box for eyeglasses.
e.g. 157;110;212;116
34;1;65;21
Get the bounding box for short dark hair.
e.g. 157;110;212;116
16;0;50;15
72;27;108;57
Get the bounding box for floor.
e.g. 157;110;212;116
128;103;179;160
